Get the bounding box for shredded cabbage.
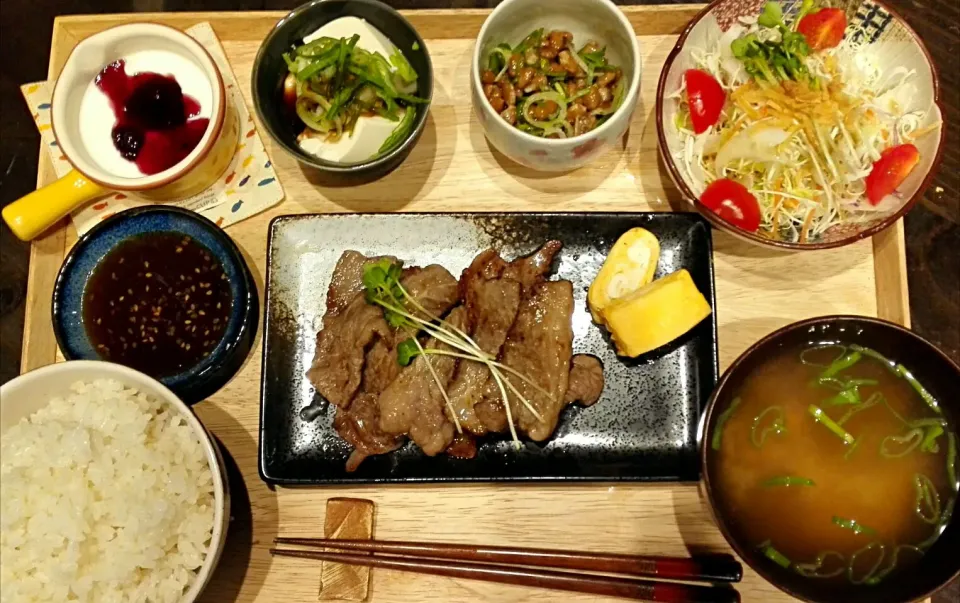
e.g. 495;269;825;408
671;19;941;243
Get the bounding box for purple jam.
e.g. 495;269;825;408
94;60;210;175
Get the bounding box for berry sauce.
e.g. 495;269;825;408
95;60;209;175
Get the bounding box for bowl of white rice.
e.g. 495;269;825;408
0;360;228;603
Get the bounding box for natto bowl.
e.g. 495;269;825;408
700;315;960;603
656;0;944;250
471;0;642;171
0;360;230;602
252;0;433;181
52;206;259;405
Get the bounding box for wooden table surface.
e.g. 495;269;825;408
0;1;956;603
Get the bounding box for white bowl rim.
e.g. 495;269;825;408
50;22;226;191
0;359;228;602
470;0;643;146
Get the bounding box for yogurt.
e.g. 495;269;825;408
297;17;415;163
78;49;213;179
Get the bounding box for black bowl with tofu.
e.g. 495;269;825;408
252;0;433;180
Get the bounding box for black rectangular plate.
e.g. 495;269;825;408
259;213;718;485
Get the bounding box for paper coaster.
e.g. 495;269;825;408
20;22;284;236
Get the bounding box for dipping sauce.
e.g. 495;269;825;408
83;233;233;378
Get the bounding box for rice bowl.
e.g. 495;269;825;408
0;361;228;603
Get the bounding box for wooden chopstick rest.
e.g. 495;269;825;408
318;498;376;601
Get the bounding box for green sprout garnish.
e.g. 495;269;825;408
731;1;816;87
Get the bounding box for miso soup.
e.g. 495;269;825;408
709;342;957;587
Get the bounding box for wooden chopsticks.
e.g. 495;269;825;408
270;538;742;603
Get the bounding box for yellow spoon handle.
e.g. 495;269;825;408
2;169;106;241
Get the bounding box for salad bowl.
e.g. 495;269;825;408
656;0;944;250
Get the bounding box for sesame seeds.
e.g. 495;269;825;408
82;232;233;379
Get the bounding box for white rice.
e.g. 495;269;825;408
0;379;215;603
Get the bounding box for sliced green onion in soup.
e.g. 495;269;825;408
711;397;741;451
848;542;887;585
844;435;864;460
863;545;923;586
751;406;786;448
821;350;862;379
837;392;883;426
793;551;846;579
800;344;847;368
831;516;877;537
914;473;941;525
880;428;923;459
758;540;792;569
808;405;856;445
948;432;958;494
919;424;945;454
762;476;815;487
895;363;942;415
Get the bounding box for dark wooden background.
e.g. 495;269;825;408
0;0;957;600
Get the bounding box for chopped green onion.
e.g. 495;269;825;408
412;41;420;51
824;388;861;407
821;350;862;378
914;473;941;525
711;397;741;451
751;406;786;448
837;392;882;426
762;476;815;488
863;545;922;586
850;344;897;373
296;36;339;58
917;494;954;551
808;405;856;445
793;551;845;579
948;432;958;494
521;91;567;130
894;363;941;415
848;542;886;585
880;428;923;459
758;540;791;568
377;106;417;155
489;44;512;76
389;48;417;84
592;78;625;116
832;516;877;537
296;49;340;81
844;435;863;461
920;424;944;454
800;344;846;368
514;28;543;54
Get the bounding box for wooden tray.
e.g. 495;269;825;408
22;7;912;603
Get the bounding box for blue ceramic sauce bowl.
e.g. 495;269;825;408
52;206;259;404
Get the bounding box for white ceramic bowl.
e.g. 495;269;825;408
471;0;642;171
0;360;229;602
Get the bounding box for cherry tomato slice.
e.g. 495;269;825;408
865;144;920;205
700;179;762;232
684;69;726;135
797;8;847;51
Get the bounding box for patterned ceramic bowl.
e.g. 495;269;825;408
656;0;945;250
471;0;642;172
52;206;259;404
